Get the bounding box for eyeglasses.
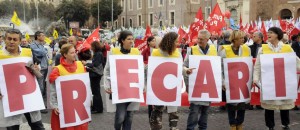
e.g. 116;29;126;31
6;37;19;42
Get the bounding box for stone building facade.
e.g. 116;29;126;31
116;0;218;29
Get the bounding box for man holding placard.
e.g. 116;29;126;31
253;27;300;130
0;29;45;129
184;30;222;130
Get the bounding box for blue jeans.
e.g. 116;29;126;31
114;102;134;130
186;103;209;130
227;109;245;125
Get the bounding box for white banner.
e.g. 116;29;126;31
260;53;298;100
55;73;92;128
224;57;253;103
109;55;144;104
0;57;44;117
188;55;222;102
146;57;183;106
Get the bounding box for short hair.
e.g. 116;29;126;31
268;27;283;40
159;32;178;55
34;31;43;40
222;30;231;39
254;31;264;40
91;41;102;52
147;36;155;45
5;29;22;40
60;44;75;58
58;40;68;49
198;29;211;39
291;34;298;41
118;30;133;47
229;30;245;43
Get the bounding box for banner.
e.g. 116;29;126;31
146;57;183;106
109;55;144;104
55;73;92;128
188;55;222;102
223;57;253;103
0;57;44;117
260;53;298;100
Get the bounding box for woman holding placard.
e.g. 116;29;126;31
219;30;251;130
253;27;300;130
49;44;89;130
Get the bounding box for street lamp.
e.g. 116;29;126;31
112;0;114;31
97;0;99;27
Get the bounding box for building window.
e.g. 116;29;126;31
280;9;292;19
138;15;142;26
169;0;175;5
231;9;238;23
129;19;133;27
149;0;153;8
205;7;211;20
129;0;133;10
170;11;175;25
150;13;153;26
190;0;200;4
137;0;142;9
122;17;125;27
115;21;118;29
159;0;164;7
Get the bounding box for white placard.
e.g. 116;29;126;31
109;55;144;104
56;73;92;128
146;57;183;106
0;57;44;117
260;53;298;100
188;55;222;102
224;57;253;103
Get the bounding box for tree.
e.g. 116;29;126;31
56;0;90;28
91;0;122;27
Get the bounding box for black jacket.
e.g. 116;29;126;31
291;41;300;58
86;51;104;78
249;42;266;58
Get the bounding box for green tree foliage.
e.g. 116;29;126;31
0;0;56;23
56;0;90;27
91;0;122;27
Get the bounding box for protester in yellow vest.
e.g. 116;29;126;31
149;32;189;130
183;30;217;130
219;30;251;130
0;29;45;130
253;27;300;130
49;44;88;130
103;30;140;130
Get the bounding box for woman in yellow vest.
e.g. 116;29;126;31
103;30;140;130
49;44;88;130
253;27;300;130
219;30;251;130
149;32;182;130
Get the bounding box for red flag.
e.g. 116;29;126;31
178;26;187;44
187;8;204;46
205;3;226;35
194;7;204;29
286;21;299;39
77;27;100;52
261;22;268;41
143;25;152;41
240;13;243;30
134;39;147;52
279;16;287;32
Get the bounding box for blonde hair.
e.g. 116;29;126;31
229;30;245;43
60;44;75;58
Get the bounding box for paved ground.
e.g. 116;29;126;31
19;79;300;130
19;106;300;130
